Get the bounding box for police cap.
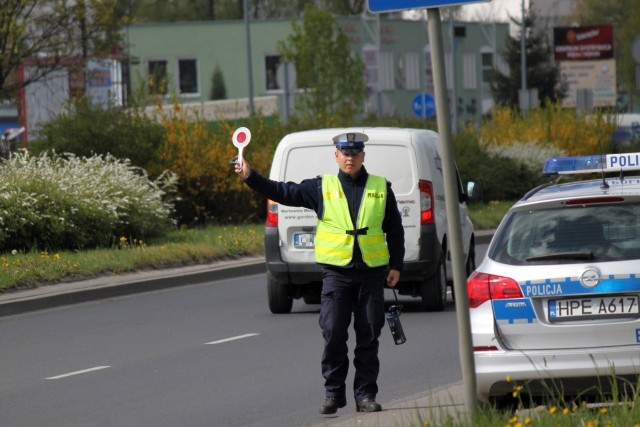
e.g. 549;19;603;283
332;132;368;150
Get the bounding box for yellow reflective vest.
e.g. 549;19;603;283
315;174;390;267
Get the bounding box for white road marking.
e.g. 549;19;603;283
46;366;111;380
204;333;259;345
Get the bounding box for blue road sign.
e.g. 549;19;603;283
368;0;490;13
413;93;435;118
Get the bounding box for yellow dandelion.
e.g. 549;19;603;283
562;407;569;415
506;375;512;382
422;421;429;427
509;416;518;423
549;406;557;414
586;421;595;427
54;253;61;260
524;417;531;425
599;407;607;415
515;423;523;427
120;236;127;242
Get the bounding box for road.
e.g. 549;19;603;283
0;244;488;427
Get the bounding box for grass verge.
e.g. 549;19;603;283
0;224;263;292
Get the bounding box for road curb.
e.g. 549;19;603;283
0;259;266;317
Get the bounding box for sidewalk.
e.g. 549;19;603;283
324;381;467;426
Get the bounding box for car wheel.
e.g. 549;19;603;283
268;278;293;314
420;254;447;312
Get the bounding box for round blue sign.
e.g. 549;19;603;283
412;93;435;118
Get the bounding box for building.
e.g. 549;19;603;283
125;15;510;126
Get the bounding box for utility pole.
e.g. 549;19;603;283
520;0;527;92
244;0;255;117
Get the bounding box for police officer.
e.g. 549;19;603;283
234;131;404;415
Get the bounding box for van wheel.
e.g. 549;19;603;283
420;255;447;311
268;278;293;314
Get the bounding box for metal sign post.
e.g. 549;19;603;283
367;0;483;418
426;8;477;417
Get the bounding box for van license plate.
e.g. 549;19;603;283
294;233;315;248
548;296;640;321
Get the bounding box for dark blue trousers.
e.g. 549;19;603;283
319;267;386;401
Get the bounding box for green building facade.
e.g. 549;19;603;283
126;16;509;125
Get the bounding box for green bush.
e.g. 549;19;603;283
0;152;176;252
29;98;166;170
454;128;549;201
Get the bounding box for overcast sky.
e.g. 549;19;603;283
459;0;529;23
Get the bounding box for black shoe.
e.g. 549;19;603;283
319;396;347;415
356;398;382;413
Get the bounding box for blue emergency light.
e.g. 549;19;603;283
543;152;640;175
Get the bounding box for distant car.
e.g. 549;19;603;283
611;114;640;145
469;152;640;406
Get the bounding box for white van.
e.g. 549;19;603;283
264;127;476;313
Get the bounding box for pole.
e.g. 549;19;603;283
427;7;477;419
243;0;255;117
449;8;457;134
520;0;527;92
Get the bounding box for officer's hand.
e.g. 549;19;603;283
233;157;252;179
386;269;400;288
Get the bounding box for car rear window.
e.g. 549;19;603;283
490;204;640;264
283;144;416;195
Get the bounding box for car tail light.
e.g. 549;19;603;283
419;180;434;224
265;200;278;227
467;272;523;309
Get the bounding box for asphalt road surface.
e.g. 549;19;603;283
0;244;488;427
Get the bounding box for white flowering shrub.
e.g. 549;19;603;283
0;152;176;251
484;141;568;174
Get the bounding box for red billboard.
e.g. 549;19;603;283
554;25;614;61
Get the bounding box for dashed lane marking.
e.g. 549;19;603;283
46;366;111;380
204;333;259;345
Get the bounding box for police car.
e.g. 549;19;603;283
469;152;640;405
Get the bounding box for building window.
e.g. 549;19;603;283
148;59;168;95
462;53;477;90
481;51;494;91
363;46;379;91
265;55;281;91
379;51;394;91
178;59;198;95
403;52;420;90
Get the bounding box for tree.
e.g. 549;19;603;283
131;0;365;23
491;10;566;109
277;3;365;119
0;0;130;100
573;0;640;110
210;65;226;100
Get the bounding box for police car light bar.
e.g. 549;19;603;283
543;152;640;175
